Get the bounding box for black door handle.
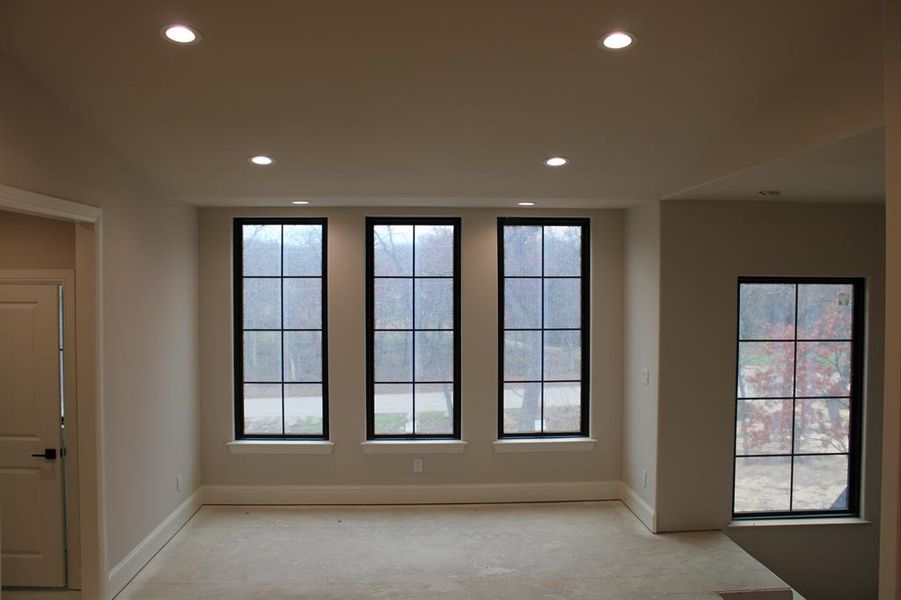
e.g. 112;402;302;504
30;448;57;460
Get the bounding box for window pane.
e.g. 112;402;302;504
503;382;542;434
243;278;281;329
284;384;323;435
414;225;454;276
243;384;282;434
544;278;581;329
795;398;850;453
739;283;795;340
544;226;581;276
374;331;413;382
415;279;453;329
242;224;281;276
374;384;412;434
415;331;454;381
798;284;853;340
503;226;542;276
734;456;791;513
415;383;453;434
284;331;322;382
373;225;413;276
735;399;792;455
283;278;321;329
796;341;851;397
375;278;412;329
243;331;281;382
504;331;542;381
737;341;794;398
543;382;581;432
283;225;322;276
544;330;581;381
793;455;849;511
504;278;542;329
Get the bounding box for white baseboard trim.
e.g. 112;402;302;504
106;489;203;599
203;480;621;505
619;482;657;533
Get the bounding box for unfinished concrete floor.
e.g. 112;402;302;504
4;501;793;599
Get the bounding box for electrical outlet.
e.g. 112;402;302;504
176;474;183;492
642;470;648;488
640;368;650;385
413;458;424;473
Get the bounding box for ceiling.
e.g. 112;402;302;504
0;0;886;207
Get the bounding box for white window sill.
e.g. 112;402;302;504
728;517;870;528
227;440;334;455
493;438;597;453
360;440;467;454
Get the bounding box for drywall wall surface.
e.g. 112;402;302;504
623;202;660;509
200;206;624;486
657;199;885;600
0;54;201;569
881;0;901;596
0;209;75;269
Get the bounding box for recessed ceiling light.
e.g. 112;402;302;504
518;202;536;206
162;24;200;44
600;31;635;50
292;201;309;205
249;155;274;166
545;157;568;167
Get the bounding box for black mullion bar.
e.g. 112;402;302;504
373;328;454;332
411;225;417;435
740;395;852;400
373;275;450;280
504;327;581;332
737;452;850;459
243;275;322;279
245;328;323;332
280;225;285;435
740;338;853;343
503;379;582;384
788;284;799;510
540;225;545;434
503;275;582;280
246;381;324;385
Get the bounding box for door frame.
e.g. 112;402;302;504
0;184;106;598
0;271;78;587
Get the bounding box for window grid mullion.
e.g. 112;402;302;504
788;284;799;510
280;225;286;436
411;226;417;435
540;225;545;434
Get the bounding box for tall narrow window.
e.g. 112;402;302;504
733;278;864;518
498;218;590;438
234;218;328;439
366;218;461;439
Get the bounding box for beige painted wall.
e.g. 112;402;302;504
0;210;75;269
200;206;623;486
0;53;201;570
881;0;901;597
657;200;885;600
623;203;660;509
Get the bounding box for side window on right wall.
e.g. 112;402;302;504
498;218;590;438
734;278;864;518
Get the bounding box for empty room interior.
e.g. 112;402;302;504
1;1;901;599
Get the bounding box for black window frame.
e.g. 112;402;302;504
732;276;865;520
497;217;591;439
233;217;329;440
365;216;462;440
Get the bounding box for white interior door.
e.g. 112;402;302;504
0;283;65;588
